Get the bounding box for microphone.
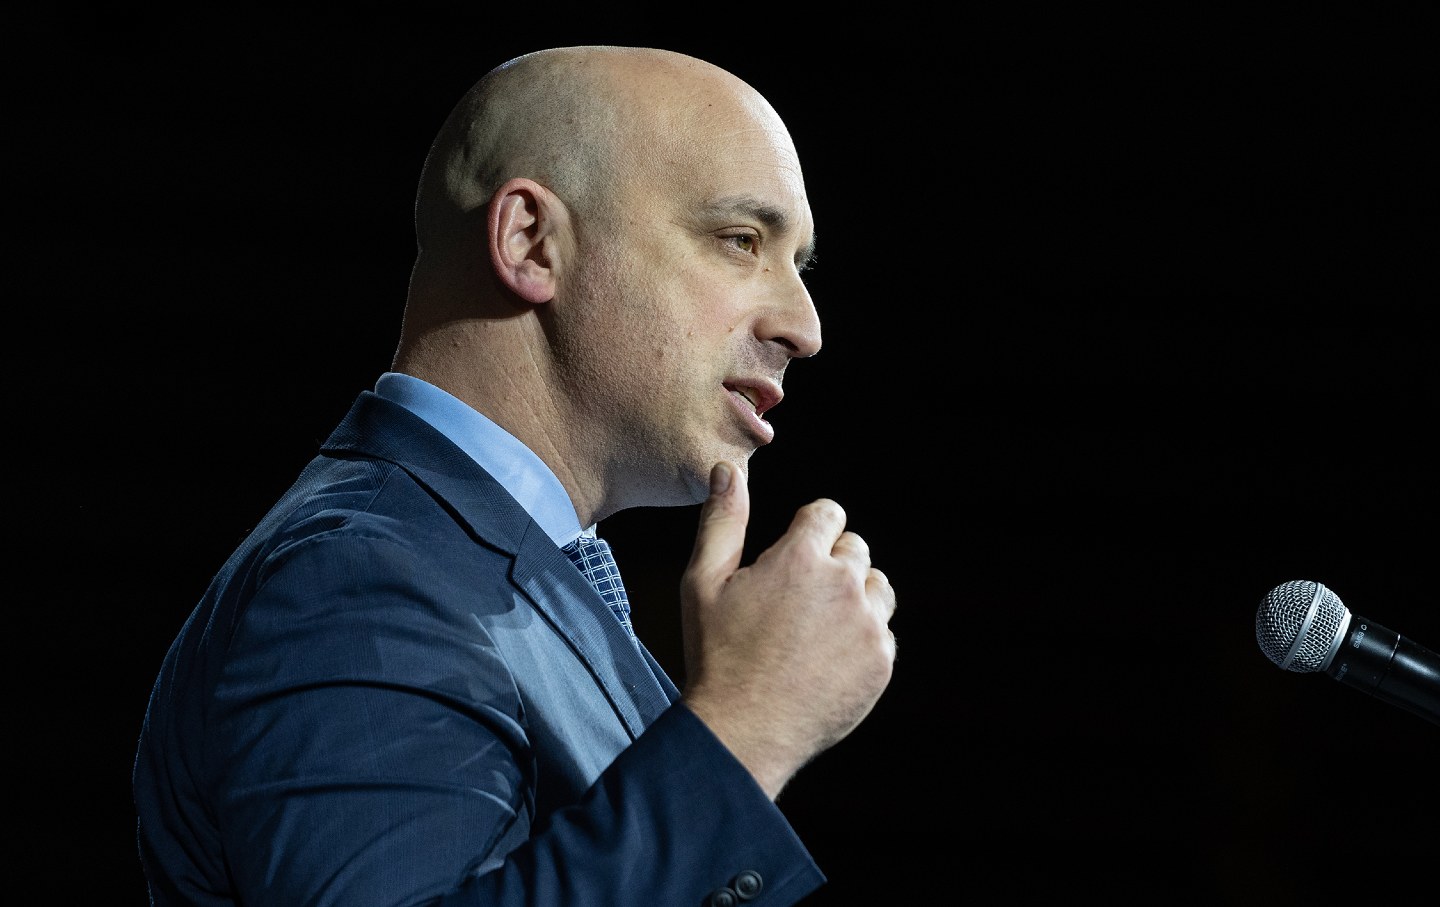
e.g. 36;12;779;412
1255;580;1440;726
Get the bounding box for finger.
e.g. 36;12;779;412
871;571;898;660
869;568;896;617
787;498;849;552
869;572;892;627
686;461;750;586
830;530;871;563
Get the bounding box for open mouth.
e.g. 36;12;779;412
724;381;780;418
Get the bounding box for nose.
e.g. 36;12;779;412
757;274;822;359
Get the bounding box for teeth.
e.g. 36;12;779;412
732;386;758;410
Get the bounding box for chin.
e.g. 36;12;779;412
679;450;750;502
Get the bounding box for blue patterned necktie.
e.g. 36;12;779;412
562;535;635;638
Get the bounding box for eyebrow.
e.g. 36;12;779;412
703;195;818;270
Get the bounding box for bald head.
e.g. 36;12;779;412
414;45;780;252
394;46;817;523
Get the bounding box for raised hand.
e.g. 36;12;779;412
680;460;897;799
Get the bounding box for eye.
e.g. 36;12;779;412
721;231;760;256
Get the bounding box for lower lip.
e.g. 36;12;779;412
727;389;775;445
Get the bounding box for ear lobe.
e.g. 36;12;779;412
489;178;560;305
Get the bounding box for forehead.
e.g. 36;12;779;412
635;95;815;250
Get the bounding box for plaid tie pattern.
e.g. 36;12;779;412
562;535;635;637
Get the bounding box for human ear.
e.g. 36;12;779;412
488;177;562;304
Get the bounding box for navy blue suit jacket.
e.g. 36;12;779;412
133;390;823;906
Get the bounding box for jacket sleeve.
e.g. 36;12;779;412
209;527;824;907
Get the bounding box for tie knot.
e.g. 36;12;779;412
562;535;633;635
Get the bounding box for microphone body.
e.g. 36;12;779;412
1324;614;1440;725
1256;580;1440;726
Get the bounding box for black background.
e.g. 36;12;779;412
19;7;1438;905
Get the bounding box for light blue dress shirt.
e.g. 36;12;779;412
374;371;593;548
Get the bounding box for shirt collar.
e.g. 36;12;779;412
374;372;590;546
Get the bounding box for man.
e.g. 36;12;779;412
133;45;896;906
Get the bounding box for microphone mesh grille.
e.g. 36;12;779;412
1255;580;1348;673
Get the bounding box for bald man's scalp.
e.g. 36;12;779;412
413;46;734;253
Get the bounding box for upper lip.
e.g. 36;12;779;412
724;379;783;417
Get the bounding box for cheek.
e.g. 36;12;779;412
629;268;718;341
588;268;694;384
654;264;745;335
611;238;747;366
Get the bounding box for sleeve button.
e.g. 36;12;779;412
732;870;763;900
706;887;738;907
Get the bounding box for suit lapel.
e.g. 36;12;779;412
510;530;677;736
326;391;677;738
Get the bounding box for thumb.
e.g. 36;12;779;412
686;461;750;589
